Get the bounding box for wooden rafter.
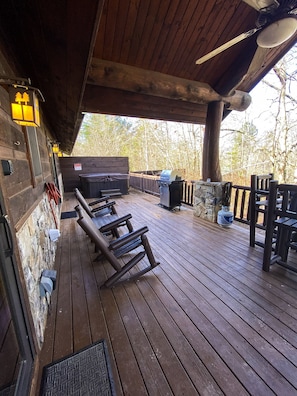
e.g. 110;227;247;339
88;59;252;112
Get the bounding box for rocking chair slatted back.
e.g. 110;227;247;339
249;173;274;248
74;188;117;217
263;181;297;272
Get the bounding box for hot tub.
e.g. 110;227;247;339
79;173;129;198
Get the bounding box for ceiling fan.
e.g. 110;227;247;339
195;0;297;64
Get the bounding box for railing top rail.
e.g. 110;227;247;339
232;184;250;191
130;173;160;180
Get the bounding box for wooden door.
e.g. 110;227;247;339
0;188;34;395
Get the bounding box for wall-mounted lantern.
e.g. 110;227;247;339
0;76;45;127
52;143;60;154
9;85;40;127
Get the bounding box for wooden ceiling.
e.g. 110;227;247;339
0;0;296;153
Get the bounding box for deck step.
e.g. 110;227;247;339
100;188;122;198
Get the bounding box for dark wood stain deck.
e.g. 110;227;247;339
37;189;297;395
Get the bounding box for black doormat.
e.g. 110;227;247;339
61;210;77;219
40;339;116;395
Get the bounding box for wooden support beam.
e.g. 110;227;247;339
82;85;208;124
88;59;251;112
202;101;224;182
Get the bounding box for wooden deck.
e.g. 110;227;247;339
37;189;297;395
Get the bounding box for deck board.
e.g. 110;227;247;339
36;189;297;395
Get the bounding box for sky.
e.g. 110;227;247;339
222;44;297;134
221;82;274;135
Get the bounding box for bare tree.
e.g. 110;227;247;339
261;47;297;182
220;45;297;184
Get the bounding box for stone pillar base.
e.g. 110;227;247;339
194;181;227;222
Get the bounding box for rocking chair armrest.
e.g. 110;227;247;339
99;214;133;233
92;201;116;214
109;226;149;250
89;196;110;205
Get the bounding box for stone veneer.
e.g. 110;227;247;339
16;194;60;349
194;181;227;222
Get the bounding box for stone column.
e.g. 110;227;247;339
194;180;227;222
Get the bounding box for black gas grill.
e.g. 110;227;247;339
158;170;183;210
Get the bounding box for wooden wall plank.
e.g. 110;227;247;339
60;157;129;192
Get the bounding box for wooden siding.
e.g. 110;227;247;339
0;88;57;228
36;189;297;395
60;156;129;192
0;82;62;357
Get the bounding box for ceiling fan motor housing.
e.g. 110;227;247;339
257;16;297;48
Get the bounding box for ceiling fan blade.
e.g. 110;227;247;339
246;46;269;75
233;47;269;90
195;28;260;65
242;0;279;12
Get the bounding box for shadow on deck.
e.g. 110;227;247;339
36;189;297;395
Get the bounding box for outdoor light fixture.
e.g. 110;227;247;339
257;17;297;48
0;76;44;127
9;85;41;127
52;143;60;154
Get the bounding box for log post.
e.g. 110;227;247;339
89;58;251;111
202;101;224;182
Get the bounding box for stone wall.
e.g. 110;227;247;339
16;194;60;349
194;181;225;222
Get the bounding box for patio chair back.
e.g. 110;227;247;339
249;173;274;248
76;206;122;271
76;204;159;287
263;181;297;272
75;188;96;217
75;187;117;217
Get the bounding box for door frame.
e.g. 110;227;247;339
0;187;34;395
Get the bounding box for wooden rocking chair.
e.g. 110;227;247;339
76;206;160;288
75;188;133;237
75;187;117;217
75;204;133;239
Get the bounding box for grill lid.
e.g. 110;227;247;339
159;170;182;183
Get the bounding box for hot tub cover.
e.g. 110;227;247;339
79;173;129;182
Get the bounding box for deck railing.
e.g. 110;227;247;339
231;184;251;225
129;172;160;196
129;172;252;222
129;172;195;206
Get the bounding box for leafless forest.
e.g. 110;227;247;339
73;47;297;186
